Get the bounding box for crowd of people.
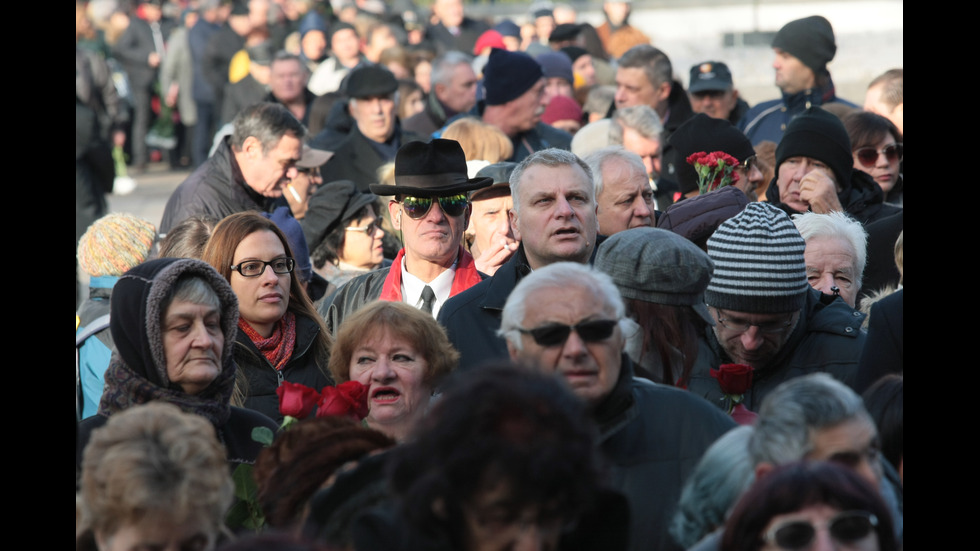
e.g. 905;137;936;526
76;0;903;550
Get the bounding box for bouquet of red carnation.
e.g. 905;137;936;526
276;380;370;429
686;151;740;194
709;363;758;425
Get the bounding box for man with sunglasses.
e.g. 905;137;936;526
687;202;867;412
763;107;901;227
324;139;492;332
499;262;735;551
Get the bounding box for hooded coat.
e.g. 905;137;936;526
76;258;278;478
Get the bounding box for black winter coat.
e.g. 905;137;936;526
688;288;867;411
159;137;287;234
234;313;333;423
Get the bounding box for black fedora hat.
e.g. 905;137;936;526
370;139;494;197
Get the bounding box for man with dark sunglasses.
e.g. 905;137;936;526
324;139;493;332
763;107;901;227
499;261;735;551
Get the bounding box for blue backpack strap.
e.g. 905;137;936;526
77;314;111;421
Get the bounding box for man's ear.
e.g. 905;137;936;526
242;136;262;159
508;209;521;242
656;80;672;103
388;200;402;231
506;339;520;360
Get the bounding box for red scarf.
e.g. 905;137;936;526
238;312;297;371
378;246;483;302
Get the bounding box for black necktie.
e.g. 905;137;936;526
420;285;436;314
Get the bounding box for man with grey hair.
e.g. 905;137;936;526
793;211;868;307
160;102;304;234
613;44;693;141
609;105;663;179
609;104;680;210
687;202;867;411
751;373;903;541
403;51;478;136
266;51;316;126
500;261;735;551
583;146;653;235
438;148;599;370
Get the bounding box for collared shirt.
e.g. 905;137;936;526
400;255;458;319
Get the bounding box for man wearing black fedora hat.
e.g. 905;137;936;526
320;65;425;192
325;139;493;332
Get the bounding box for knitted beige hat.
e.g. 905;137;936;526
78;213;156;277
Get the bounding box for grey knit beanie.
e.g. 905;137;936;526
705;202;807;313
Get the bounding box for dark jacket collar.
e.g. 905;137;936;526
592;352;637;438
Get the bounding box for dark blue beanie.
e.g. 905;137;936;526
483;49;543;106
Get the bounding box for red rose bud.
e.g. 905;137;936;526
277;381;320;419
710;363;754;396
316;381;370;420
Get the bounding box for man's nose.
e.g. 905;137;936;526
634;196;652;220
812;273;836;296
285;165;298;181
426;200;449;222
740;326;764;351
561;328;588;358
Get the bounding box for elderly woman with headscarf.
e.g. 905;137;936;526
76;258;279;479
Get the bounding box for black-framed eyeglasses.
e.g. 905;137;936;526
345;220;381;234
854;143;903;168
714;309;796;334
518;319;618;347
401;194;468;219
230;257;295;277
764;510;878;550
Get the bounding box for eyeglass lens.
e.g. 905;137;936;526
525;320;618;347
402;194;468;219
856;143;903;168
233;258;294;277
772;511;877;549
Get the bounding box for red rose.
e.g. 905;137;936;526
686;151;706;166
277;381;320;419
710;363;754;396
316;381;370;420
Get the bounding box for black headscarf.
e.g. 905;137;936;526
98;258;241;427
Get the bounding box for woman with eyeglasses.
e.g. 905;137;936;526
721;461;898;551
844;112;903;207
202;212;334;422
301;180;390;306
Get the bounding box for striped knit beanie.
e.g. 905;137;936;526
705;202;807;313
77;213;157;277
